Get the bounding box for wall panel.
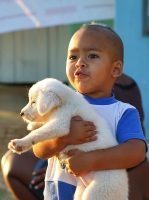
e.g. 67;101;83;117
0;26;70;83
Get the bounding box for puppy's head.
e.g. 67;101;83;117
20;80;61;123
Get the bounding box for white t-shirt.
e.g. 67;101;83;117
44;94;146;200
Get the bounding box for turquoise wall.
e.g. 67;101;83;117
115;0;149;139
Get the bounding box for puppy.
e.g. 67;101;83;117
8;78;128;200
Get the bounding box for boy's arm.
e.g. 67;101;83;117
33;116;97;159
33;137;67;159
65;139;146;177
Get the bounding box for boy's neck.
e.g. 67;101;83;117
80;91;112;99
82;94;116;105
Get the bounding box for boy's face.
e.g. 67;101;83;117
66;28;122;98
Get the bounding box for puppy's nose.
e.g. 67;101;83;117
20;112;24;116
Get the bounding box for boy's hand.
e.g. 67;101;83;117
33;116;97;159
65;150;91;177
65;139;146;177
64;116;97;145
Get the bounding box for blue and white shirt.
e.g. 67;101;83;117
44;94;146;200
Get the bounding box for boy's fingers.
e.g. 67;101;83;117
86;131;98;137
72;116;83;121
84;135;97;142
64;149;77;157
84;125;96;132
67;168;74;175
84;121;95;126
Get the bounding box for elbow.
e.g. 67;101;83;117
128;139;147;167
32;148;41;159
136;141;146;164
32;145;48;159
33;148;43;159
33;149;49;159
138;151;146;164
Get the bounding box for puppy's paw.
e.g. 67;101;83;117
8;139;32;154
58;151;68;169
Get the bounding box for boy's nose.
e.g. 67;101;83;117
75;58;86;68
75;63;85;68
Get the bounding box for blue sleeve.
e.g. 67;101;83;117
116;108;148;150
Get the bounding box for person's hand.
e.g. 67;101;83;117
31;167;47;189
64;116;98;145
64;149;93;177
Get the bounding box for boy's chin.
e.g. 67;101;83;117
77;90;92;97
77;88;87;94
75;83;93;95
75;84;89;93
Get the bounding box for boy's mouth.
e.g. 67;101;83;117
74;69;88;78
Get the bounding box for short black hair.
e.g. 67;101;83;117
80;23;124;62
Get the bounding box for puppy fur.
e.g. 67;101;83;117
8;78;128;200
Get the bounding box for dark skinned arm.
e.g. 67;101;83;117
65;139;146;177
33;116;97;159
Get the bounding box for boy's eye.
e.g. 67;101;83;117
69;55;77;60
88;54;98;58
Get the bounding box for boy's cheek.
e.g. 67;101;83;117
66;66;72;77
66;71;75;82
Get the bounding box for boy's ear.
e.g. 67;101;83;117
112;60;123;78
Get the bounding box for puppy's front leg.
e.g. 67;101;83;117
8;137;34;154
8;116;70;154
27;122;43;131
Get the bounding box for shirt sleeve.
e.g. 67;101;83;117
116;108;148;151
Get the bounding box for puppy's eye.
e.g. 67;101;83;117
31;101;36;106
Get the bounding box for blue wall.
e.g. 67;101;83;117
115;0;149;139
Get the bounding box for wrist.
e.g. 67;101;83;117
87;150;101;172
59;133;75;146
56;136;68;148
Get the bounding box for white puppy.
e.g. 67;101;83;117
8;78;128;200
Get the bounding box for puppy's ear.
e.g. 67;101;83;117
37;91;61;116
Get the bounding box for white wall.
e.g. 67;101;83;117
0;26;70;83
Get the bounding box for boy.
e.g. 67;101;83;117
33;24;147;199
